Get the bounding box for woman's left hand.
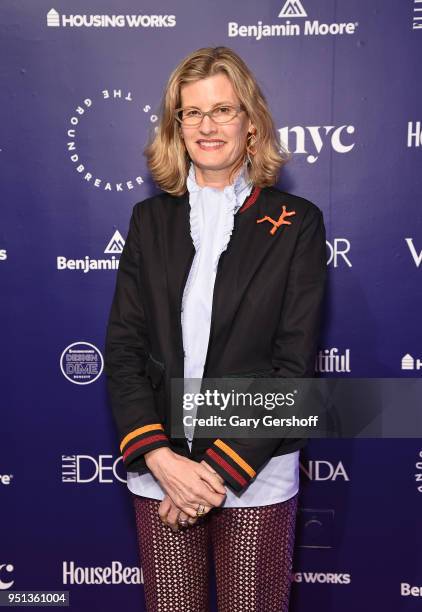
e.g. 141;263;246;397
158;460;225;531
159;494;198;531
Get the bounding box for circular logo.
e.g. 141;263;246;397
60;341;104;385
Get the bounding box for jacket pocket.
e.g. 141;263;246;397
145;354;165;389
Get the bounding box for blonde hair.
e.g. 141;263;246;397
144;46;291;196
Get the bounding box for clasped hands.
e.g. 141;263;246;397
145;447;227;531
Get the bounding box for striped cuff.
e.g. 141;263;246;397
204;439;256;493
120;424;170;468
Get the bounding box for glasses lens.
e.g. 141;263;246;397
178;106;239;125
211;106;237;123
181;109;202;126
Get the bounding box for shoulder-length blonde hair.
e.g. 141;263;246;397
144;46;291;196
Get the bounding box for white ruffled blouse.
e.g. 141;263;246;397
126;161;299;507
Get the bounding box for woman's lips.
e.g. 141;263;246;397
197;140;225;151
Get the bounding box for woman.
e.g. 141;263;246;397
105;46;326;611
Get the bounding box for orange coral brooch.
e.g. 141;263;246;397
256;205;296;235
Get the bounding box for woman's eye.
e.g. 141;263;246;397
214;106;232;114
184;109;201;117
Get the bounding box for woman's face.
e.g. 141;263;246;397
179;73;254;180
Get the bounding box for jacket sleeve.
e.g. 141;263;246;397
202;206;327;493
104;202;171;473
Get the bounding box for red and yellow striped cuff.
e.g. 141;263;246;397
204;439;256;492
120;424;169;466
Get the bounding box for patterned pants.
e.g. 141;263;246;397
132;492;298;612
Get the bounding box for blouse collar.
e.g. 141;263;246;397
186;160;253;212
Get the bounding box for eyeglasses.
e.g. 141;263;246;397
174;104;245;126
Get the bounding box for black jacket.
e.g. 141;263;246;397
104;184;327;493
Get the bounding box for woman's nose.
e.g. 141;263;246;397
199;113;217;133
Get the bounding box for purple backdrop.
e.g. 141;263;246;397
1;1;422;610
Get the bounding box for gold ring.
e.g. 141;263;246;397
196;504;206;517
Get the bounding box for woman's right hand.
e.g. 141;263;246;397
145;447;227;518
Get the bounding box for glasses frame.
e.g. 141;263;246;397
174;104;246;126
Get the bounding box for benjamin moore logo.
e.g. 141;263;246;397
47;8;176;28
401;354;422;371
60;342;104;385
279;0;307;18
61;454;126;484
0;564;14;590
0;474;13;486
104;230;125;254
228;0;358;40
278;125;355;164
57;230;124;273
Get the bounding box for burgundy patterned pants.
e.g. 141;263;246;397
132;492;298;612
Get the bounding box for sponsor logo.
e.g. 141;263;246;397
300;460;350;481
66;89;157;192
278;125;355;163
0;474;13;486
407;121;422;147
401;582;422;596
63;561;142;585
315;348;351;373
413;1;422;30
293;572;351;584
0;249;7;261
401;354;422;371
61;455;126;484
405;238;422;267
0;564;14;590
47;9;176;29
57;230;124;273
104;230;125;254
326;239;352;267
60;342;104;385
228;0;358;40
415;450;422;494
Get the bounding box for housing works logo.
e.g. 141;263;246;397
47;8;176;28
57;230;124;273
401;354;422;371
228;0;359;40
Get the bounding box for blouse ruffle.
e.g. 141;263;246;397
186;160;253;267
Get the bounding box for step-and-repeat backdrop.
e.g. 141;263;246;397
1;1;421;610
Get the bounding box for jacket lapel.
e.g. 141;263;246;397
162;187;292;377
202;187;291;375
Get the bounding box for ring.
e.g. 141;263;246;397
196;504;206;517
178;518;188;527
